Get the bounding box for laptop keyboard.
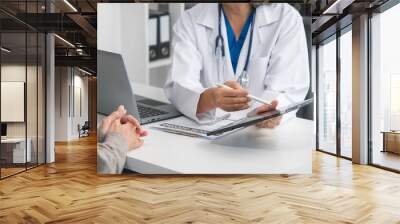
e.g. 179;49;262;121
137;105;167;119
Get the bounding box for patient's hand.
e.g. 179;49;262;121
108;118;143;150
255;100;282;129
100;105;148;137
121;114;148;137
99;105;126;136
99;105;147;149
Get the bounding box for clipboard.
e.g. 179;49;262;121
206;98;313;136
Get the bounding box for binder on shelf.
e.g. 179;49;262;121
148;11;158;61
158;13;170;59
148;10;170;62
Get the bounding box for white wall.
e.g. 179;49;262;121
55;67;70;141
72;74;89;138
98;3;149;84
1;65;39;138
55;67;89;141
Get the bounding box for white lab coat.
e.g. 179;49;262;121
164;3;310;123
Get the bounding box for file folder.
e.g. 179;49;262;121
148;11;158;61
158;13;170;59
148;10;170;61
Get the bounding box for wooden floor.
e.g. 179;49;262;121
1;135;400;224
373;150;400;171
1;167;26;178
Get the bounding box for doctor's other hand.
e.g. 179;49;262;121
255;100;282;129
108;118;144;150
197;80;250;113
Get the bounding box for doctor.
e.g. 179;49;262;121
164;3;309;128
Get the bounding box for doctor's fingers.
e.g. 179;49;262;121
256;120;274;128
256;116;282;128
222;104;250;112
220;96;250;105
256;100;279;114
220;88;248;97
224;80;242;89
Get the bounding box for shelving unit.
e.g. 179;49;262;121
148;3;184;88
149;58;172;69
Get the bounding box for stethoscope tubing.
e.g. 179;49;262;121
216;4;256;75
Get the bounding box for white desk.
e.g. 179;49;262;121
99;83;314;174
1;138;31;163
126;118;313;174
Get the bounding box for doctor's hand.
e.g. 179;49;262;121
215;80;251;112
197;80;250;113
255;100;282;129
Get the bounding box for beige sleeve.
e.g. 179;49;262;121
97;128;106;143
97;132;129;174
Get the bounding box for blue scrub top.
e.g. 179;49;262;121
223;9;255;74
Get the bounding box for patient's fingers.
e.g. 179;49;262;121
101;105;126;134
121;114;140;126
121;115;148;137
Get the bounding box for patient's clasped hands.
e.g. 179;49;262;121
99;105;148;150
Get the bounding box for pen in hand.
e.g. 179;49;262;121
215;83;271;105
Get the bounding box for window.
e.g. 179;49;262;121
318;37;337;155
0;1;47;179
316;25;353;159
370;2;400;171
390;74;400;130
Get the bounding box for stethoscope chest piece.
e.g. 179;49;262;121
238;70;249;89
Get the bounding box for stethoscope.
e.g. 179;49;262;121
215;4;256;89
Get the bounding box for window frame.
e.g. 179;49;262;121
0;0;48;180
315;23;353;160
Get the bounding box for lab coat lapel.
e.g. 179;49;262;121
196;4;235;83
220;14;235;81
256;5;280;46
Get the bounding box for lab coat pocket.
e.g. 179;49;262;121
247;57;269;95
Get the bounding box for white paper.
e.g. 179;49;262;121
149;116;242;140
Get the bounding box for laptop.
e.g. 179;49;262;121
97;50;181;124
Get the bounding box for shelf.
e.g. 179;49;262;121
149;58;172;69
